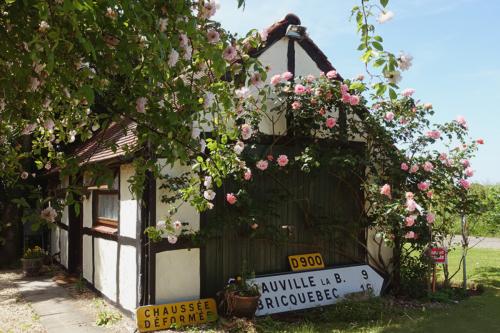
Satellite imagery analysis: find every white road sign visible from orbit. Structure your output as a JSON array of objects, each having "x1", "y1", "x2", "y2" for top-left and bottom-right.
[{"x1": 250, "y1": 264, "x2": 384, "y2": 316}]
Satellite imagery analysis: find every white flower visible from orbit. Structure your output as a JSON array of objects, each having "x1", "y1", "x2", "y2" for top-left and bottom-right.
[
  {"x1": 159, "y1": 18, "x2": 168, "y2": 32},
  {"x1": 207, "y1": 202, "x2": 214, "y2": 210},
  {"x1": 136, "y1": 97, "x2": 147, "y2": 113},
  {"x1": 397, "y1": 52, "x2": 413, "y2": 71},
  {"x1": 200, "y1": 139, "x2": 206, "y2": 152},
  {"x1": 385, "y1": 70, "x2": 402, "y2": 84},
  {"x1": 168, "y1": 49, "x2": 179, "y2": 67},
  {"x1": 44, "y1": 162, "x2": 51, "y2": 170},
  {"x1": 203, "y1": 176, "x2": 212, "y2": 188},
  {"x1": 233, "y1": 141, "x2": 245, "y2": 155},
  {"x1": 377, "y1": 11, "x2": 394, "y2": 24},
  {"x1": 20, "y1": 171, "x2": 29, "y2": 180},
  {"x1": 235, "y1": 87, "x2": 251, "y2": 99},
  {"x1": 172, "y1": 220, "x2": 182, "y2": 230},
  {"x1": 40, "y1": 206, "x2": 57, "y2": 223},
  {"x1": 260, "y1": 29, "x2": 268, "y2": 41},
  {"x1": 178, "y1": 33, "x2": 189, "y2": 48},
  {"x1": 203, "y1": 189, "x2": 216, "y2": 201},
  {"x1": 182, "y1": 44, "x2": 192, "y2": 61},
  {"x1": 68, "y1": 130, "x2": 77, "y2": 143},
  {"x1": 156, "y1": 220, "x2": 166, "y2": 229},
  {"x1": 167, "y1": 235, "x2": 178, "y2": 244},
  {"x1": 39, "y1": 21, "x2": 50, "y2": 32}
]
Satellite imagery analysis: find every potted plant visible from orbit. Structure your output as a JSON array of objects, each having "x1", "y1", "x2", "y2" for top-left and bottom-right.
[
  {"x1": 220, "y1": 269, "x2": 261, "y2": 319},
  {"x1": 21, "y1": 246, "x2": 46, "y2": 276}
]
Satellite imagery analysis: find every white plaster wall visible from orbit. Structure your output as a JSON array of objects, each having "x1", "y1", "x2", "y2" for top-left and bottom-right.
[
  {"x1": 155, "y1": 249, "x2": 200, "y2": 304},
  {"x1": 119, "y1": 164, "x2": 137, "y2": 239},
  {"x1": 156, "y1": 160, "x2": 200, "y2": 231},
  {"x1": 59, "y1": 228, "x2": 68, "y2": 268},
  {"x1": 294, "y1": 43, "x2": 323, "y2": 77},
  {"x1": 94, "y1": 238, "x2": 118, "y2": 302},
  {"x1": 119, "y1": 244, "x2": 137, "y2": 311},
  {"x1": 82, "y1": 192, "x2": 93, "y2": 228},
  {"x1": 257, "y1": 38, "x2": 289, "y2": 135},
  {"x1": 50, "y1": 227, "x2": 60, "y2": 256},
  {"x1": 367, "y1": 227, "x2": 393, "y2": 273},
  {"x1": 82, "y1": 234, "x2": 93, "y2": 282}
]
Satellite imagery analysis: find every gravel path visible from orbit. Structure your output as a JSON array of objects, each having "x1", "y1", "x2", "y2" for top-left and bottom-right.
[{"x1": 0, "y1": 270, "x2": 46, "y2": 333}]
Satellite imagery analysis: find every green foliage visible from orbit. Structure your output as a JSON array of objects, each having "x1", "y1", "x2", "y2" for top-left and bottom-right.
[{"x1": 94, "y1": 299, "x2": 122, "y2": 326}]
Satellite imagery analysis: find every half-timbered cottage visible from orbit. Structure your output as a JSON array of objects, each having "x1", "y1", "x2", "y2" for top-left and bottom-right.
[{"x1": 49, "y1": 14, "x2": 392, "y2": 315}]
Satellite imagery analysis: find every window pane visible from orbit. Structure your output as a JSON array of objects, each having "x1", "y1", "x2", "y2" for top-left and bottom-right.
[{"x1": 97, "y1": 194, "x2": 119, "y2": 221}]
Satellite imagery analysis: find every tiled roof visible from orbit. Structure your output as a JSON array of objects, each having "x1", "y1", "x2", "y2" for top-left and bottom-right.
[{"x1": 75, "y1": 120, "x2": 138, "y2": 165}]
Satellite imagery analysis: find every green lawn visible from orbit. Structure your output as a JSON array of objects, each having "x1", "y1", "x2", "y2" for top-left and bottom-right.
[{"x1": 251, "y1": 247, "x2": 500, "y2": 333}]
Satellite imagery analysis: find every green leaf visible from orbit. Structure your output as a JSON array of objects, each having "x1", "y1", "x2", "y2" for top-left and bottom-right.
[
  {"x1": 380, "y1": 0, "x2": 389, "y2": 8},
  {"x1": 372, "y1": 41, "x2": 384, "y2": 51},
  {"x1": 389, "y1": 88, "x2": 397, "y2": 100},
  {"x1": 80, "y1": 86, "x2": 95, "y2": 104}
]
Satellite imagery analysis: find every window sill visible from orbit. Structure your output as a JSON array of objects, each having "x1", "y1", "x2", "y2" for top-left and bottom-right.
[{"x1": 92, "y1": 225, "x2": 118, "y2": 235}]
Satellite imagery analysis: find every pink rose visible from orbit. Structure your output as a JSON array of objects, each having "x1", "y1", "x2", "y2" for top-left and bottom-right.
[
  {"x1": 465, "y1": 167, "x2": 474, "y2": 177},
  {"x1": 439, "y1": 153, "x2": 447, "y2": 161},
  {"x1": 384, "y1": 112, "x2": 395, "y2": 122},
  {"x1": 423, "y1": 161, "x2": 434, "y2": 172},
  {"x1": 404, "y1": 231, "x2": 416, "y2": 239},
  {"x1": 349, "y1": 95, "x2": 360, "y2": 106},
  {"x1": 340, "y1": 84, "x2": 349, "y2": 95},
  {"x1": 291, "y1": 101, "x2": 301, "y2": 110},
  {"x1": 294, "y1": 84, "x2": 306, "y2": 94},
  {"x1": 226, "y1": 193, "x2": 237, "y2": 205},
  {"x1": 409, "y1": 164, "x2": 419, "y2": 173},
  {"x1": 461, "y1": 159, "x2": 470, "y2": 168},
  {"x1": 426, "y1": 213, "x2": 435, "y2": 224},
  {"x1": 405, "y1": 192, "x2": 414, "y2": 200},
  {"x1": 277, "y1": 154, "x2": 289, "y2": 167},
  {"x1": 424, "y1": 103, "x2": 433, "y2": 110},
  {"x1": 380, "y1": 184, "x2": 391, "y2": 198},
  {"x1": 459, "y1": 178, "x2": 470, "y2": 189},
  {"x1": 326, "y1": 117, "x2": 337, "y2": 129},
  {"x1": 399, "y1": 118, "x2": 408, "y2": 125},
  {"x1": 207, "y1": 29, "x2": 220, "y2": 44},
  {"x1": 405, "y1": 215, "x2": 416, "y2": 227},
  {"x1": 401, "y1": 163, "x2": 409, "y2": 171},
  {"x1": 426, "y1": 190, "x2": 433, "y2": 198},
  {"x1": 406, "y1": 199, "x2": 417, "y2": 212},
  {"x1": 241, "y1": 123, "x2": 252, "y2": 140},
  {"x1": 282, "y1": 71, "x2": 293, "y2": 81},
  {"x1": 426, "y1": 130, "x2": 441, "y2": 140},
  {"x1": 270, "y1": 74, "x2": 282, "y2": 85},
  {"x1": 306, "y1": 74, "x2": 315, "y2": 83},
  {"x1": 476, "y1": 138, "x2": 484, "y2": 144},
  {"x1": 244, "y1": 169, "x2": 252, "y2": 180},
  {"x1": 267, "y1": 154, "x2": 274, "y2": 161},
  {"x1": 341, "y1": 93, "x2": 351, "y2": 103},
  {"x1": 326, "y1": 70, "x2": 337, "y2": 79},
  {"x1": 223, "y1": 45, "x2": 237, "y2": 61},
  {"x1": 417, "y1": 182, "x2": 430, "y2": 191},
  {"x1": 456, "y1": 115, "x2": 467, "y2": 128},
  {"x1": 401, "y1": 88, "x2": 415, "y2": 97},
  {"x1": 256, "y1": 160, "x2": 268, "y2": 171}
]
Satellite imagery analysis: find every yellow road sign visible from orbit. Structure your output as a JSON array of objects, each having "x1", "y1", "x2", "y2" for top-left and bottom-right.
[
  {"x1": 136, "y1": 298, "x2": 218, "y2": 332},
  {"x1": 288, "y1": 253, "x2": 325, "y2": 271}
]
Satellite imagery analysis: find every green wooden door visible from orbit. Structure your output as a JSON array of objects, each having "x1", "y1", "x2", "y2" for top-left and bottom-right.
[{"x1": 200, "y1": 144, "x2": 366, "y2": 297}]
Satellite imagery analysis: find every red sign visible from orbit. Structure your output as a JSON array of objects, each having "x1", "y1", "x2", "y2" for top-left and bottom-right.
[{"x1": 430, "y1": 248, "x2": 447, "y2": 263}]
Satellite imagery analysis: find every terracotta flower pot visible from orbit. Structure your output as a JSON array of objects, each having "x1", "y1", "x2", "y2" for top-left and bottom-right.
[
  {"x1": 21, "y1": 257, "x2": 43, "y2": 277},
  {"x1": 227, "y1": 292, "x2": 260, "y2": 318}
]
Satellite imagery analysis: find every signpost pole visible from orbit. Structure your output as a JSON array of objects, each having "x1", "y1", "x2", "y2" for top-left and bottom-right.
[{"x1": 461, "y1": 214, "x2": 467, "y2": 290}]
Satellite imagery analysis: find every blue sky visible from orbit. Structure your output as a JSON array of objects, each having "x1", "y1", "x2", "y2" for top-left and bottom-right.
[{"x1": 215, "y1": 0, "x2": 500, "y2": 184}]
